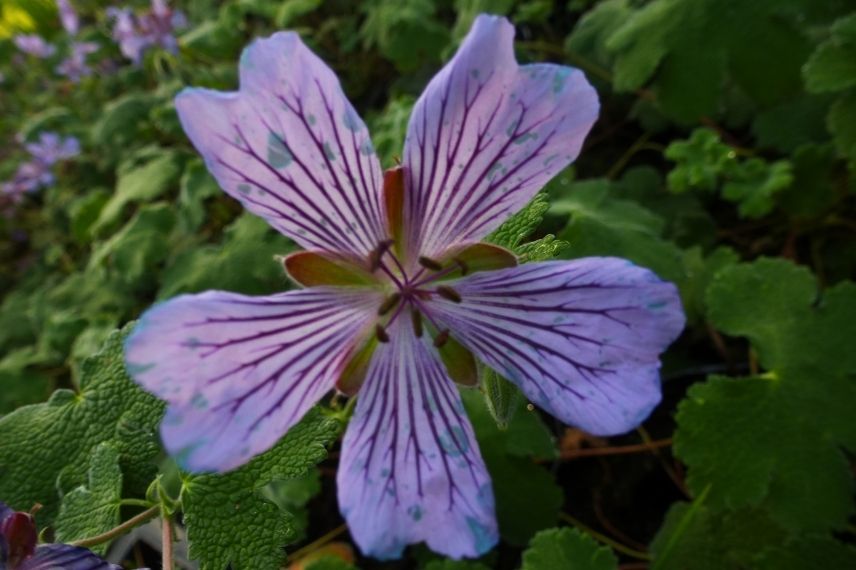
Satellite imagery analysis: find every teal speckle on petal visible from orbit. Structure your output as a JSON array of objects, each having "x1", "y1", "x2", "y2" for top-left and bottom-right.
[
  {"x1": 439, "y1": 425, "x2": 469, "y2": 457},
  {"x1": 308, "y1": 114, "x2": 317, "y2": 126},
  {"x1": 267, "y1": 132, "x2": 293, "y2": 168},
  {"x1": 552, "y1": 67, "x2": 571, "y2": 94},
  {"x1": 407, "y1": 504, "x2": 423, "y2": 521},
  {"x1": 360, "y1": 139, "x2": 375, "y2": 155},
  {"x1": 513, "y1": 132, "x2": 538, "y2": 145},
  {"x1": 470, "y1": 68, "x2": 480, "y2": 78},
  {"x1": 506, "y1": 118, "x2": 520, "y2": 137},
  {"x1": 236, "y1": 184, "x2": 252, "y2": 195},
  {"x1": 466, "y1": 516, "x2": 496, "y2": 555},
  {"x1": 647, "y1": 300, "x2": 668, "y2": 311},
  {"x1": 323, "y1": 141, "x2": 336, "y2": 160},
  {"x1": 342, "y1": 107, "x2": 361, "y2": 132},
  {"x1": 191, "y1": 393, "x2": 208, "y2": 409}
]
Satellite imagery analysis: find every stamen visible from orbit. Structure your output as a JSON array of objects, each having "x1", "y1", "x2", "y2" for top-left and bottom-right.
[
  {"x1": 436, "y1": 285, "x2": 462, "y2": 303},
  {"x1": 453, "y1": 257, "x2": 469, "y2": 275},
  {"x1": 418, "y1": 256, "x2": 443, "y2": 271},
  {"x1": 411, "y1": 309, "x2": 423, "y2": 338},
  {"x1": 378, "y1": 293, "x2": 402, "y2": 316},
  {"x1": 375, "y1": 324, "x2": 390, "y2": 343},
  {"x1": 368, "y1": 239, "x2": 394, "y2": 272},
  {"x1": 433, "y1": 329, "x2": 450, "y2": 348}
]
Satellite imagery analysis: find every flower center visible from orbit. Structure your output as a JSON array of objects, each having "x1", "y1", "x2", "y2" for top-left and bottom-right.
[{"x1": 367, "y1": 239, "x2": 462, "y2": 347}]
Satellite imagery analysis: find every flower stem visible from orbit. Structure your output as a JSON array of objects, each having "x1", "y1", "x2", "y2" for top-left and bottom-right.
[
  {"x1": 285, "y1": 523, "x2": 348, "y2": 564},
  {"x1": 70, "y1": 505, "x2": 160, "y2": 548},
  {"x1": 162, "y1": 513, "x2": 174, "y2": 570},
  {"x1": 559, "y1": 438, "x2": 672, "y2": 460},
  {"x1": 559, "y1": 512, "x2": 651, "y2": 561}
]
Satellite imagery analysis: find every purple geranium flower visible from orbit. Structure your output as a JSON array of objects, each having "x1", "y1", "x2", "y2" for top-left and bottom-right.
[
  {"x1": 0, "y1": 501, "x2": 122, "y2": 569},
  {"x1": 57, "y1": 0, "x2": 79, "y2": 35},
  {"x1": 125, "y1": 15, "x2": 684, "y2": 559},
  {"x1": 107, "y1": 0, "x2": 185, "y2": 64},
  {"x1": 56, "y1": 41, "x2": 99, "y2": 82},
  {"x1": 25, "y1": 132, "x2": 81, "y2": 166},
  {"x1": 13, "y1": 35, "x2": 55, "y2": 58}
]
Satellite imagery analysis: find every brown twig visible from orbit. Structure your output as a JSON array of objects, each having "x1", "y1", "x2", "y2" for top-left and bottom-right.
[{"x1": 559, "y1": 438, "x2": 672, "y2": 460}]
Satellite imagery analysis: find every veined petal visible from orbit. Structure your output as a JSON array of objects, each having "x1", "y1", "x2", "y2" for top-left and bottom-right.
[
  {"x1": 427, "y1": 259, "x2": 685, "y2": 435},
  {"x1": 402, "y1": 14, "x2": 599, "y2": 263},
  {"x1": 125, "y1": 288, "x2": 382, "y2": 472},
  {"x1": 175, "y1": 32, "x2": 387, "y2": 257},
  {"x1": 337, "y1": 319, "x2": 497, "y2": 560},
  {"x1": 19, "y1": 544, "x2": 121, "y2": 570}
]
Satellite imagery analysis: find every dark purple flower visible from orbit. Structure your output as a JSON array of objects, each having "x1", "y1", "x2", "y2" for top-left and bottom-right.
[
  {"x1": 0, "y1": 501, "x2": 122, "y2": 569},
  {"x1": 107, "y1": 0, "x2": 186, "y2": 64},
  {"x1": 13, "y1": 35, "x2": 56, "y2": 58},
  {"x1": 56, "y1": 41, "x2": 99, "y2": 82},
  {"x1": 125, "y1": 15, "x2": 684, "y2": 560},
  {"x1": 57, "y1": 0, "x2": 79, "y2": 35}
]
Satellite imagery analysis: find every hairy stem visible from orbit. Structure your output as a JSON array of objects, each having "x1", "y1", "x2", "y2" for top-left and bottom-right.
[{"x1": 71, "y1": 505, "x2": 160, "y2": 549}]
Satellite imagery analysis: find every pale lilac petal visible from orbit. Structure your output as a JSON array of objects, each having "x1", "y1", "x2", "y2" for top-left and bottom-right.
[
  {"x1": 57, "y1": 0, "x2": 79, "y2": 35},
  {"x1": 125, "y1": 288, "x2": 382, "y2": 472},
  {"x1": 426, "y1": 259, "x2": 685, "y2": 435},
  {"x1": 402, "y1": 15, "x2": 599, "y2": 263},
  {"x1": 175, "y1": 32, "x2": 387, "y2": 257},
  {"x1": 20, "y1": 544, "x2": 121, "y2": 570},
  {"x1": 13, "y1": 35, "x2": 56, "y2": 58},
  {"x1": 337, "y1": 319, "x2": 497, "y2": 560}
]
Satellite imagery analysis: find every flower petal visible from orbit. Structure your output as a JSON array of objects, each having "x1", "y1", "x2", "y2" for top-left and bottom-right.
[
  {"x1": 402, "y1": 14, "x2": 599, "y2": 262},
  {"x1": 19, "y1": 544, "x2": 121, "y2": 570},
  {"x1": 125, "y1": 288, "x2": 382, "y2": 472},
  {"x1": 337, "y1": 319, "x2": 497, "y2": 560},
  {"x1": 427, "y1": 259, "x2": 685, "y2": 435},
  {"x1": 175, "y1": 32, "x2": 387, "y2": 257}
]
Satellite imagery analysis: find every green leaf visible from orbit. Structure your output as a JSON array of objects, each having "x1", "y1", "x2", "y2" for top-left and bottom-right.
[
  {"x1": 54, "y1": 443, "x2": 123, "y2": 553},
  {"x1": 828, "y1": 91, "x2": 856, "y2": 163},
  {"x1": 488, "y1": 193, "x2": 551, "y2": 250},
  {"x1": 0, "y1": 325, "x2": 165, "y2": 523},
  {"x1": 158, "y1": 213, "x2": 294, "y2": 298},
  {"x1": 606, "y1": 0, "x2": 812, "y2": 121},
  {"x1": 649, "y1": 502, "x2": 787, "y2": 570},
  {"x1": 89, "y1": 203, "x2": 177, "y2": 288},
  {"x1": 803, "y1": 13, "x2": 856, "y2": 93},
  {"x1": 521, "y1": 527, "x2": 618, "y2": 570},
  {"x1": 463, "y1": 391, "x2": 561, "y2": 545},
  {"x1": 179, "y1": 159, "x2": 222, "y2": 231},
  {"x1": 303, "y1": 557, "x2": 359, "y2": 570},
  {"x1": 181, "y1": 409, "x2": 341, "y2": 570},
  {"x1": 360, "y1": 0, "x2": 448, "y2": 72},
  {"x1": 675, "y1": 259, "x2": 856, "y2": 532},
  {"x1": 91, "y1": 94, "x2": 157, "y2": 149},
  {"x1": 93, "y1": 151, "x2": 182, "y2": 235},
  {"x1": 755, "y1": 535, "x2": 856, "y2": 570}
]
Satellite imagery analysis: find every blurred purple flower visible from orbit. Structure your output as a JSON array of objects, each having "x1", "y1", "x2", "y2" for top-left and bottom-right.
[
  {"x1": 0, "y1": 501, "x2": 122, "y2": 569},
  {"x1": 107, "y1": 0, "x2": 186, "y2": 64},
  {"x1": 1, "y1": 133, "x2": 80, "y2": 204},
  {"x1": 13, "y1": 35, "x2": 56, "y2": 58},
  {"x1": 125, "y1": 15, "x2": 684, "y2": 560},
  {"x1": 56, "y1": 41, "x2": 99, "y2": 82},
  {"x1": 25, "y1": 132, "x2": 81, "y2": 166},
  {"x1": 56, "y1": 0, "x2": 79, "y2": 35}
]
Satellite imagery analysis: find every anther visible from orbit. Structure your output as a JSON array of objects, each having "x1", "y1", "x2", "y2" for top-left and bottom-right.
[
  {"x1": 433, "y1": 329, "x2": 450, "y2": 348},
  {"x1": 378, "y1": 293, "x2": 401, "y2": 316},
  {"x1": 368, "y1": 239, "x2": 394, "y2": 272},
  {"x1": 418, "y1": 256, "x2": 443, "y2": 271},
  {"x1": 375, "y1": 324, "x2": 390, "y2": 343},
  {"x1": 436, "y1": 285, "x2": 462, "y2": 303},
  {"x1": 411, "y1": 309, "x2": 423, "y2": 338},
  {"x1": 453, "y1": 257, "x2": 469, "y2": 275}
]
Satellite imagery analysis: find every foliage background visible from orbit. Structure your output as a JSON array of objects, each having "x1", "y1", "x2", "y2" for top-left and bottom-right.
[{"x1": 1, "y1": 0, "x2": 855, "y2": 569}]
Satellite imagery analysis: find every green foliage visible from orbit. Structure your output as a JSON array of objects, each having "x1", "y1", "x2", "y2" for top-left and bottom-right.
[
  {"x1": 181, "y1": 409, "x2": 341, "y2": 570},
  {"x1": 665, "y1": 128, "x2": 793, "y2": 218},
  {"x1": 521, "y1": 528, "x2": 617, "y2": 570},
  {"x1": 0, "y1": 325, "x2": 165, "y2": 523},
  {"x1": 54, "y1": 443, "x2": 123, "y2": 553},
  {"x1": 2, "y1": 0, "x2": 856, "y2": 568}
]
